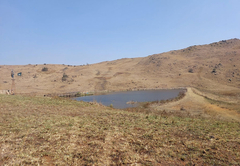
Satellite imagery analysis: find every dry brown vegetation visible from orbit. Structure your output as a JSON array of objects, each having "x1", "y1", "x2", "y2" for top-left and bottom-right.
[
  {"x1": 0, "y1": 38, "x2": 240, "y2": 95},
  {"x1": 1, "y1": 38, "x2": 240, "y2": 165},
  {"x1": 0, "y1": 94, "x2": 240, "y2": 165}
]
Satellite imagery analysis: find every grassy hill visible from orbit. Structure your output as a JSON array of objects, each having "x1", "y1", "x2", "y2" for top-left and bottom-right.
[
  {"x1": 1, "y1": 38, "x2": 240, "y2": 165},
  {"x1": 0, "y1": 38, "x2": 240, "y2": 95}
]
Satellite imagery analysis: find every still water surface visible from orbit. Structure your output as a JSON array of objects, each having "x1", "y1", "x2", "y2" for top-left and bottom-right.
[{"x1": 74, "y1": 89, "x2": 184, "y2": 109}]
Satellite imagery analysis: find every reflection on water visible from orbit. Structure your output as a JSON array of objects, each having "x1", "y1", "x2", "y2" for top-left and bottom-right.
[{"x1": 74, "y1": 89, "x2": 184, "y2": 109}]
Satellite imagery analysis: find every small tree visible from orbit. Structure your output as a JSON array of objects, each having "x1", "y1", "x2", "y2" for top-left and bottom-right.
[{"x1": 62, "y1": 73, "x2": 68, "y2": 82}]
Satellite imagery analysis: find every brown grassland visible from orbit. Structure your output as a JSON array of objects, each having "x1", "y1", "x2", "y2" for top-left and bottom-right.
[
  {"x1": 1, "y1": 39, "x2": 240, "y2": 95},
  {"x1": 0, "y1": 92, "x2": 240, "y2": 165},
  {"x1": 1, "y1": 38, "x2": 240, "y2": 165}
]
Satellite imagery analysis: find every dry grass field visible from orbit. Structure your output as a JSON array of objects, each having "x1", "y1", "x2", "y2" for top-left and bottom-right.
[
  {"x1": 0, "y1": 94, "x2": 239, "y2": 165},
  {"x1": 1, "y1": 38, "x2": 240, "y2": 165}
]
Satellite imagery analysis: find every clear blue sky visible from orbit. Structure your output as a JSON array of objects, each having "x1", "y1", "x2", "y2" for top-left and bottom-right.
[{"x1": 1, "y1": 0, "x2": 240, "y2": 65}]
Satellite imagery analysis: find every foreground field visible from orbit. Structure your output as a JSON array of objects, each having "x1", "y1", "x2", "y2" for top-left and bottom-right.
[{"x1": 0, "y1": 94, "x2": 240, "y2": 165}]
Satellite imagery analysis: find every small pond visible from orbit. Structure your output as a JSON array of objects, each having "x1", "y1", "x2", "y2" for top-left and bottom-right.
[{"x1": 74, "y1": 89, "x2": 184, "y2": 109}]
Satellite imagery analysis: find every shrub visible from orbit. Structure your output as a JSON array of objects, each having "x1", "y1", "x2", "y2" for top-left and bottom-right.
[
  {"x1": 96, "y1": 71, "x2": 100, "y2": 75},
  {"x1": 75, "y1": 92, "x2": 81, "y2": 97},
  {"x1": 188, "y1": 68, "x2": 193, "y2": 73},
  {"x1": 42, "y1": 67, "x2": 48, "y2": 71},
  {"x1": 212, "y1": 68, "x2": 216, "y2": 73},
  {"x1": 62, "y1": 73, "x2": 68, "y2": 82}
]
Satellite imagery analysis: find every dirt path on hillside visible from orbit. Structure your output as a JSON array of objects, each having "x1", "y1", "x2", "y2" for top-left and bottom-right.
[{"x1": 153, "y1": 88, "x2": 240, "y2": 122}]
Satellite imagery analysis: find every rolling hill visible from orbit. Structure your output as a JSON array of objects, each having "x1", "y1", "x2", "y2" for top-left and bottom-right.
[{"x1": 0, "y1": 38, "x2": 240, "y2": 95}]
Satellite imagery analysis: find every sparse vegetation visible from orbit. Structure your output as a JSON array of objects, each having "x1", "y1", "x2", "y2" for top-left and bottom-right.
[
  {"x1": 0, "y1": 94, "x2": 239, "y2": 165},
  {"x1": 62, "y1": 73, "x2": 68, "y2": 82},
  {"x1": 75, "y1": 92, "x2": 81, "y2": 97},
  {"x1": 41, "y1": 67, "x2": 48, "y2": 72},
  {"x1": 1, "y1": 38, "x2": 240, "y2": 165},
  {"x1": 211, "y1": 68, "x2": 216, "y2": 73},
  {"x1": 188, "y1": 68, "x2": 193, "y2": 73},
  {"x1": 96, "y1": 70, "x2": 100, "y2": 75},
  {"x1": 132, "y1": 91, "x2": 186, "y2": 111}
]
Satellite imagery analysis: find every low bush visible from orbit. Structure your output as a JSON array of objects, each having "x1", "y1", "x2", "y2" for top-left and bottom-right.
[
  {"x1": 62, "y1": 73, "x2": 68, "y2": 82},
  {"x1": 188, "y1": 68, "x2": 193, "y2": 73},
  {"x1": 42, "y1": 67, "x2": 48, "y2": 71}
]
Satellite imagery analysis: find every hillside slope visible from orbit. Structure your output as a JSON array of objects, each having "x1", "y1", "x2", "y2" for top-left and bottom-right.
[{"x1": 0, "y1": 38, "x2": 240, "y2": 95}]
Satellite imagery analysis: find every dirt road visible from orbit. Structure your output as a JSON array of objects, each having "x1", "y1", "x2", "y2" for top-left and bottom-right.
[{"x1": 153, "y1": 88, "x2": 240, "y2": 121}]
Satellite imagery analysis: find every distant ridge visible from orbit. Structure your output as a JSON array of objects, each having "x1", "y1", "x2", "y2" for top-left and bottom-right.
[{"x1": 0, "y1": 38, "x2": 240, "y2": 95}]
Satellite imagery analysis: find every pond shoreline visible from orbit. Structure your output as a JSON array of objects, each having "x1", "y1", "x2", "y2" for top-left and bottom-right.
[
  {"x1": 74, "y1": 88, "x2": 187, "y2": 109},
  {"x1": 44, "y1": 87, "x2": 187, "y2": 98}
]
